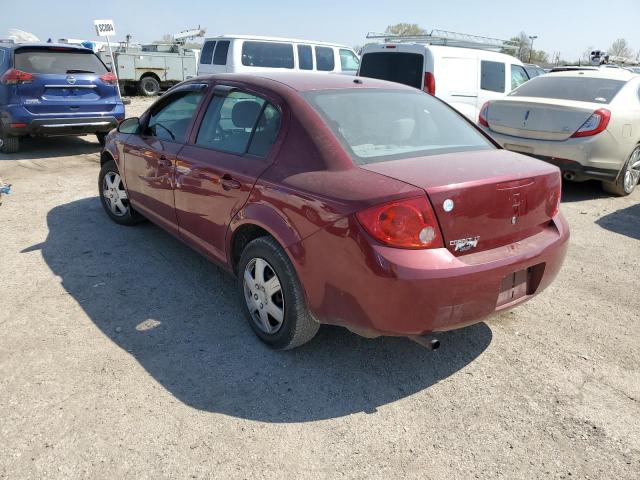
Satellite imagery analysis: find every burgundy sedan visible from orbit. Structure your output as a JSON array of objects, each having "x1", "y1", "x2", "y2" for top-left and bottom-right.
[{"x1": 100, "y1": 73, "x2": 569, "y2": 349}]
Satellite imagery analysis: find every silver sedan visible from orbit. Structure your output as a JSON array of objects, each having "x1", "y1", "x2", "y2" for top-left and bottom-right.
[{"x1": 478, "y1": 69, "x2": 640, "y2": 195}]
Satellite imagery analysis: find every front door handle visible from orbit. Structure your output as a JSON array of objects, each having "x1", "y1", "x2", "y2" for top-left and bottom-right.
[{"x1": 220, "y1": 174, "x2": 241, "y2": 190}]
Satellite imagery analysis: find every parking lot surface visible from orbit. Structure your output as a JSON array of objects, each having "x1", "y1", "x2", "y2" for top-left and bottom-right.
[{"x1": 1, "y1": 97, "x2": 639, "y2": 479}]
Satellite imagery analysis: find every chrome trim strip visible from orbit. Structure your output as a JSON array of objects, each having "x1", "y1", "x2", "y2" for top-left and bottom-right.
[
  {"x1": 43, "y1": 85, "x2": 97, "y2": 89},
  {"x1": 40, "y1": 122, "x2": 112, "y2": 128}
]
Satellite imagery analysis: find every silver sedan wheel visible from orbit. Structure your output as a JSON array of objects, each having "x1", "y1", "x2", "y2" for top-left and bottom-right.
[
  {"x1": 623, "y1": 147, "x2": 640, "y2": 193},
  {"x1": 243, "y1": 257, "x2": 285, "y2": 334},
  {"x1": 102, "y1": 171, "x2": 129, "y2": 217}
]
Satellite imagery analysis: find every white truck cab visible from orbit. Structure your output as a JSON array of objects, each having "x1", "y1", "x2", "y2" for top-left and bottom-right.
[
  {"x1": 358, "y1": 30, "x2": 530, "y2": 121},
  {"x1": 197, "y1": 35, "x2": 360, "y2": 76}
]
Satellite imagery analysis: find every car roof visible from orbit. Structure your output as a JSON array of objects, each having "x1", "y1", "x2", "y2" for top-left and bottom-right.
[
  {"x1": 547, "y1": 68, "x2": 635, "y2": 81},
  {"x1": 204, "y1": 34, "x2": 352, "y2": 49},
  {"x1": 361, "y1": 43, "x2": 521, "y2": 63},
  {"x1": 193, "y1": 72, "x2": 413, "y2": 92}
]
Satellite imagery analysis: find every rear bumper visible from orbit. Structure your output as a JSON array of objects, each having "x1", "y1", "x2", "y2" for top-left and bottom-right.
[
  {"x1": 292, "y1": 214, "x2": 569, "y2": 336},
  {"x1": 5, "y1": 116, "x2": 119, "y2": 136},
  {"x1": 480, "y1": 127, "x2": 625, "y2": 181}
]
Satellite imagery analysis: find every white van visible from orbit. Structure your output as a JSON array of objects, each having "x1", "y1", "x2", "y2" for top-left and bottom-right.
[
  {"x1": 358, "y1": 32, "x2": 530, "y2": 120},
  {"x1": 197, "y1": 35, "x2": 360, "y2": 76}
]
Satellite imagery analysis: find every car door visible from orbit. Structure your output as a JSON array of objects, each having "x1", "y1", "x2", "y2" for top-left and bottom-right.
[
  {"x1": 174, "y1": 84, "x2": 283, "y2": 264},
  {"x1": 123, "y1": 84, "x2": 206, "y2": 234}
]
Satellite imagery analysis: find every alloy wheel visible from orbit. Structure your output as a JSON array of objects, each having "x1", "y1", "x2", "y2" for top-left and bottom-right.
[
  {"x1": 243, "y1": 257, "x2": 285, "y2": 334},
  {"x1": 102, "y1": 171, "x2": 129, "y2": 217},
  {"x1": 623, "y1": 147, "x2": 640, "y2": 193}
]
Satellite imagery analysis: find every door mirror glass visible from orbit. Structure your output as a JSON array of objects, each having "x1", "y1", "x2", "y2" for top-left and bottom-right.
[{"x1": 117, "y1": 117, "x2": 140, "y2": 134}]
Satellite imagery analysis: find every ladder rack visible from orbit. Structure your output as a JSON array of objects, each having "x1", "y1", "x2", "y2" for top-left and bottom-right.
[{"x1": 365, "y1": 29, "x2": 518, "y2": 52}]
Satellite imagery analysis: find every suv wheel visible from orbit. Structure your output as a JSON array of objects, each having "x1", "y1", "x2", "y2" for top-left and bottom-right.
[
  {"x1": 238, "y1": 236, "x2": 319, "y2": 350},
  {"x1": 138, "y1": 76, "x2": 160, "y2": 96},
  {"x1": 0, "y1": 134, "x2": 19, "y2": 154},
  {"x1": 99, "y1": 159, "x2": 143, "y2": 225},
  {"x1": 602, "y1": 146, "x2": 640, "y2": 196}
]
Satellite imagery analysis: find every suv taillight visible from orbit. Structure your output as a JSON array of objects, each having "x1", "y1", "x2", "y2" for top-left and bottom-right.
[
  {"x1": 423, "y1": 72, "x2": 435, "y2": 95},
  {"x1": 478, "y1": 101, "x2": 491, "y2": 127},
  {"x1": 100, "y1": 72, "x2": 118, "y2": 85},
  {"x1": 571, "y1": 109, "x2": 611, "y2": 138},
  {"x1": 1, "y1": 68, "x2": 34, "y2": 85},
  {"x1": 356, "y1": 196, "x2": 443, "y2": 249}
]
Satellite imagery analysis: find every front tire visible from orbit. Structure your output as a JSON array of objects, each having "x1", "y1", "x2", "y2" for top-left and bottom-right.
[
  {"x1": 602, "y1": 146, "x2": 640, "y2": 196},
  {"x1": 99, "y1": 159, "x2": 143, "y2": 225},
  {"x1": 96, "y1": 132, "x2": 107, "y2": 146},
  {"x1": 238, "y1": 236, "x2": 319, "y2": 350}
]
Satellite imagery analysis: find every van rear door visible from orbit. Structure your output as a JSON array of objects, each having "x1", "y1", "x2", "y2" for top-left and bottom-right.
[{"x1": 359, "y1": 44, "x2": 425, "y2": 89}]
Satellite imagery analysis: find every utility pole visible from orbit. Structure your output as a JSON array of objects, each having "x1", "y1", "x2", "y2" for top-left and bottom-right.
[{"x1": 528, "y1": 35, "x2": 538, "y2": 63}]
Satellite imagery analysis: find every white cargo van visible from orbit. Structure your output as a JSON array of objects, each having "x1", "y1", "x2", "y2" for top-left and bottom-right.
[
  {"x1": 358, "y1": 31, "x2": 530, "y2": 120},
  {"x1": 197, "y1": 35, "x2": 360, "y2": 76}
]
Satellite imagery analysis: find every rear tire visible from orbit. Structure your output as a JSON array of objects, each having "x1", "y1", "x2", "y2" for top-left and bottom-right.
[
  {"x1": 238, "y1": 236, "x2": 319, "y2": 350},
  {"x1": 0, "y1": 134, "x2": 19, "y2": 154},
  {"x1": 602, "y1": 146, "x2": 640, "y2": 196},
  {"x1": 138, "y1": 76, "x2": 160, "y2": 97},
  {"x1": 99, "y1": 159, "x2": 144, "y2": 226}
]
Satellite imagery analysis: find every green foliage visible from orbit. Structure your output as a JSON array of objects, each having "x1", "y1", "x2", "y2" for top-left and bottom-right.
[{"x1": 384, "y1": 23, "x2": 427, "y2": 36}]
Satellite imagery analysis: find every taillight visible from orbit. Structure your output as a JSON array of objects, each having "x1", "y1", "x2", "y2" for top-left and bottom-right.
[
  {"x1": 570, "y1": 109, "x2": 610, "y2": 138},
  {"x1": 1, "y1": 68, "x2": 34, "y2": 85},
  {"x1": 478, "y1": 101, "x2": 490, "y2": 127},
  {"x1": 100, "y1": 72, "x2": 118, "y2": 85},
  {"x1": 356, "y1": 196, "x2": 443, "y2": 249},
  {"x1": 423, "y1": 72, "x2": 435, "y2": 95}
]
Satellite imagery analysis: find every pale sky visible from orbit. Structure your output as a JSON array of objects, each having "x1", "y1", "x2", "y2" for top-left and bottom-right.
[{"x1": 2, "y1": 0, "x2": 639, "y2": 61}]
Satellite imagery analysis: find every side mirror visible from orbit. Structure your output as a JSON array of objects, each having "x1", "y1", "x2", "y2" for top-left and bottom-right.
[{"x1": 117, "y1": 117, "x2": 140, "y2": 134}]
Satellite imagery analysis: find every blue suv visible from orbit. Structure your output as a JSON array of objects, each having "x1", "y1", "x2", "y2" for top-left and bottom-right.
[{"x1": 0, "y1": 41, "x2": 125, "y2": 153}]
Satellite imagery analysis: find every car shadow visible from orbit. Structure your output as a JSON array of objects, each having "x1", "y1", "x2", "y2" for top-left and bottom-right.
[
  {"x1": 30, "y1": 197, "x2": 492, "y2": 422},
  {"x1": 0, "y1": 135, "x2": 100, "y2": 161},
  {"x1": 560, "y1": 179, "x2": 610, "y2": 203},
  {"x1": 596, "y1": 203, "x2": 640, "y2": 241}
]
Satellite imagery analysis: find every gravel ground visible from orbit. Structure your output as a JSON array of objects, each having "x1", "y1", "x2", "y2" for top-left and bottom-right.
[{"x1": 0, "y1": 97, "x2": 639, "y2": 479}]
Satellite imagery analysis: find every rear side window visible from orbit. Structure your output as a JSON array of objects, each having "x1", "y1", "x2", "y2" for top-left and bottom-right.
[
  {"x1": 481, "y1": 61, "x2": 505, "y2": 93},
  {"x1": 197, "y1": 91, "x2": 269, "y2": 154},
  {"x1": 510, "y1": 76, "x2": 626, "y2": 103},
  {"x1": 212, "y1": 40, "x2": 229, "y2": 65},
  {"x1": 242, "y1": 41, "x2": 294, "y2": 69},
  {"x1": 297, "y1": 44, "x2": 313, "y2": 70},
  {"x1": 14, "y1": 48, "x2": 108, "y2": 74},
  {"x1": 315, "y1": 46, "x2": 335, "y2": 71},
  {"x1": 200, "y1": 41, "x2": 216, "y2": 64},
  {"x1": 359, "y1": 52, "x2": 424, "y2": 89},
  {"x1": 511, "y1": 64, "x2": 529, "y2": 90},
  {"x1": 248, "y1": 104, "x2": 282, "y2": 157},
  {"x1": 339, "y1": 49, "x2": 360, "y2": 72},
  {"x1": 0, "y1": 49, "x2": 5, "y2": 66}
]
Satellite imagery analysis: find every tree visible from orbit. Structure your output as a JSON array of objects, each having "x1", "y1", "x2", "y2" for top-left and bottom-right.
[
  {"x1": 609, "y1": 38, "x2": 632, "y2": 59},
  {"x1": 502, "y1": 32, "x2": 530, "y2": 62},
  {"x1": 384, "y1": 23, "x2": 427, "y2": 36},
  {"x1": 581, "y1": 46, "x2": 595, "y2": 64}
]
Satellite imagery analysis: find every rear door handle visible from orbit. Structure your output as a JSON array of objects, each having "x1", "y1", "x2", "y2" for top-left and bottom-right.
[
  {"x1": 220, "y1": 174, "x2": 241, "y2": 190},
  {"x1": 158, "y1": 155, "x2": 172, "y2": 167}
]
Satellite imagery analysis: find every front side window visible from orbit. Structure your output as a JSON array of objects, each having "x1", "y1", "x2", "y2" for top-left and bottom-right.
[
  {"x1": 339, "y1": 49, "x2": 360, "y2": 72},
  {"x1": 510, "y1": 76, "x2": 626, "y2": 103},
  {"x1": 303, "y1": 89, "x2": 493, "y2": 165},
  {"x1": 315, "y1": 46, "x2": 335, "y2": 71},
  {"x1": 200, "y1": 41, "x2": 216, "y2": 65},
  {"x1": 14, "y1": 48, "x2": 108, "y2": 74},
  {"x1": 241, "y1": 41, "x2": 294, "y2": 69},
  {"x1": 146, "y1": 90, "x2": 204, "y2": 142},
  {"x1": 213, "y1": 40, "x2": 230, "y2": 65},
  {"x1": 511, "y1": 64, "x2": 529, "y2": 90},
  {"x1": 481, "y1": 60, "x2": 505, "y2": 93},
  {"x1": 297, "y1": 44, "x2": 313, "y2": 70},
  {"x1": 196, "y1": 91, "x2": 280, "y2": 156}
]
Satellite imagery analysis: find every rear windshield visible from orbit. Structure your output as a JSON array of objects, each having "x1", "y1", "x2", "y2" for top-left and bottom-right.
[
  {"x1": 303, "y1": 89, "x2": 493, "y2": 165},
  {"x1": 509, "y1": 76, "x2": 625, "y2": 103},
  {"x1": 14, "y1": 48, "x2": 108, "y2": 74},
  {"x1": 359, "y1": 52, "x2": 424, "y2": 89},
  {"x1": 241, "y1": 41, "x2": 294, "y2": 69}
]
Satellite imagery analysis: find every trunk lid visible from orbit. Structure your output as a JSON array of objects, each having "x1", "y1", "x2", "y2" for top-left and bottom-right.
[
  {"x1": 485, "y1": 97, "x2": 601, "y2": 141},
  {"x1": 361, "y1": 149, "x2": 561, "y2": 256}
]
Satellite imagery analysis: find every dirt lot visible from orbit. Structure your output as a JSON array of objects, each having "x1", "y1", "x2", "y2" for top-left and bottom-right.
[{"x1": 0, "y1": 97, "x2": 639, "y2": 479}]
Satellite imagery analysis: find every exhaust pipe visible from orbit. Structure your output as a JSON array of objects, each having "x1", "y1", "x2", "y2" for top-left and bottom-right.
[
  {"x1": 563, "y1": 171, "x2": 575, "y2": 181},
  {"x1": 408, "y1": 335, "x2": 440, "y2": 351}
]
